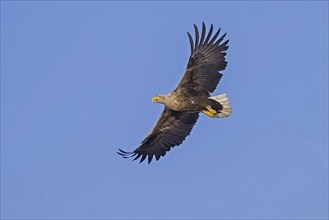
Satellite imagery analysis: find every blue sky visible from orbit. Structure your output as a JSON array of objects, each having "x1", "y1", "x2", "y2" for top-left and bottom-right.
[{"x1": 1, "y1": 1, "x2": 328, "y2": 219}]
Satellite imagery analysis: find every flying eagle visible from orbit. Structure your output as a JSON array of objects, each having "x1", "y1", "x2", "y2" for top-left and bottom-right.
[{"x1": 117, "y1": 23, "x2": 231, "y2": 163}]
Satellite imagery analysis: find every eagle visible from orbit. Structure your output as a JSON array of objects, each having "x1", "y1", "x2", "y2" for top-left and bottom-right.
[{"x1": 117, "y1": 23, "x2": 231, "y2": 163}]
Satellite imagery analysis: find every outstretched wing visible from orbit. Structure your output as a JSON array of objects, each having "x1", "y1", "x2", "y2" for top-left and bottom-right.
[
  {"x1": 176, "y1": 23, "x2": 229, "y2": 94},
  {"x1": 117, "y1": 107, "x2": 199, "y2": 164}
]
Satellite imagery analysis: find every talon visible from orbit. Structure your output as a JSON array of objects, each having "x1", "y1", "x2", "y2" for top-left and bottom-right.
[{"x1": 203, "y1": 108, "x2": 217, "y2": 117}]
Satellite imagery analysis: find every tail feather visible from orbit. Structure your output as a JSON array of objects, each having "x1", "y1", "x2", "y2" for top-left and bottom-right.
[{"x1": 209, "y1": 93, "x2": 232, "y2": 118}]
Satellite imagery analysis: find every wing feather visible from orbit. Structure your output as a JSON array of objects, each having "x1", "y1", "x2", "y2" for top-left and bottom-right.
[
  {"x1": 194, "y1": 24, "x2": 199, "y2": 49},
  {"x1": 215, "y1": 32, "x2": 227, "y2": 45},
  {"x1": 209, "y1": 28, "x2": 221, "y2": 45},
  {"x1": 187, "y1": 32, "x2": 194, "y2": 54},
  {"x1": 176, "y1": 23, "x2": 229, "y2": 94},
  {"x1": 117, "y1": 107, "x2": 199, "y2": 163},
  {"x1": 204, "y1": 24, "x2": 213, "y2": 44},
  {"x1": 199, "y1": 22, "x2": 206, "y2": 47}
]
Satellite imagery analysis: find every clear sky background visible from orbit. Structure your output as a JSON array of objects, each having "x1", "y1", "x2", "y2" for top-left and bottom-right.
[{"x1": 1, "y1": 1, "x2": 328, "y2": 219}]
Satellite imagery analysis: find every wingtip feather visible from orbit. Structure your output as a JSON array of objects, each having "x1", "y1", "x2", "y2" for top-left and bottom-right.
[
  {"x1": 204, "y1": 24, "x2": 214, "y2": 44},
  {"x1": 194, "y1": 24, "x2": 199, "y2": 50},
  {"x1": 140, "y1": 154, "x2": 147, "y2": 163},
  {"x1": 117, "y1": 148, "x2": 135, "y2": 158},
  {"x1": 187, "y1": 32, "x2": 194, "y2": 54}
]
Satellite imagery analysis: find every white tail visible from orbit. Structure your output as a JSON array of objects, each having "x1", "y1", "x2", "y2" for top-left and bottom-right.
[{"x1": 209, "y1": 93, "x2": 232, "y2": 118}]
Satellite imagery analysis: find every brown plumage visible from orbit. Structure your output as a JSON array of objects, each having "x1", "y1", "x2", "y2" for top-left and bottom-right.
[{"x1": 117, "y1": 23, "x2": 231, "y2": 163}]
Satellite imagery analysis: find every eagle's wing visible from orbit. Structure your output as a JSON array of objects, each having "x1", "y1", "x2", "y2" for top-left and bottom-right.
[
  {"x1": 175, "y1": 23, "x2": 229, "y2": 94},
  {"x1": 117, "y1": 107, "x2": 199, "y2": 164}
]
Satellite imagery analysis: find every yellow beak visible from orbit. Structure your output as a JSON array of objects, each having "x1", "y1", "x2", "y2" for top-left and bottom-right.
[{"x1": 152, "y1": 96, "x2": 159, "y2": 102}]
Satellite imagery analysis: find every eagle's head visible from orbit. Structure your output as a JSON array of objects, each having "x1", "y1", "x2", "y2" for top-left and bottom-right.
[{"x1": 152, "y1": 95, "x2": 167, "y2": 104}]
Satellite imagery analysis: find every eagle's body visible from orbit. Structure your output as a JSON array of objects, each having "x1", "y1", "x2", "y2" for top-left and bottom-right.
[
  {"x1": 118, "y1": 23, "x2": 232, "y2": 163},
  {"x1": 154, "y1": 91, "x2": 209, "y2": 112}
]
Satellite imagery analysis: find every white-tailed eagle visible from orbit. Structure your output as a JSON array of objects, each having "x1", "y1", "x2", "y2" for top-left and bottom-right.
[{"x1": 117, "y1": 23, "x2": 231, "y2": 163}]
